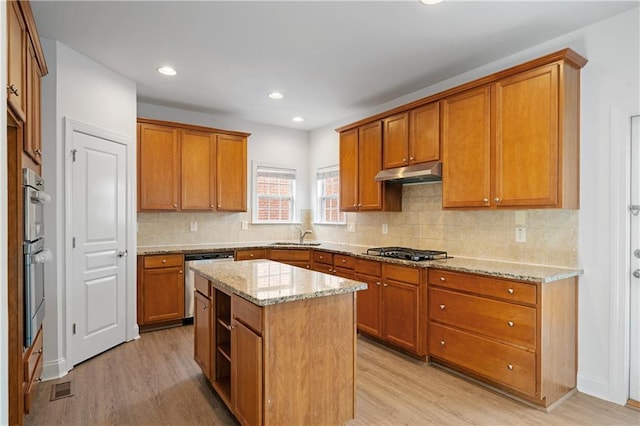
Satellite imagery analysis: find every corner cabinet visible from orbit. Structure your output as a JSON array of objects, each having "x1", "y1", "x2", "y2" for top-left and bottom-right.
[
  {"x1": 442, "y1": 55, "x2": 585, "y2": 209},
  {"x1": 339, "y1": 122, "x2": 402, "y2": 212},
  {"x1": 137, "y1": 118, "x2": 249, "y2": 212}
]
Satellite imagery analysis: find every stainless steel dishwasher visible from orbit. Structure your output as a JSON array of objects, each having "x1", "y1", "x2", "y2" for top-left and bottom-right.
[{"x1": 184, "y1": 251, "x2": 234, "y2": 319}]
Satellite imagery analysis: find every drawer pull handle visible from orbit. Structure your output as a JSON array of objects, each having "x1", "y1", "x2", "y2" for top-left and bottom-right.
[
  {"x1": 376, "y1": 282, "x2": 381, "y2": 286},
  {"x1": 439, "y1": 304, "x2": 446, "y2": 310},
  {"x1": 507, "y1": 364, "x2": 513, "y2": 370},
  {"x1": 508, "y1": 321, "x2": 514, "y2": 327},
  {"x1": 439, "y1": 277, "x2": 445, "y2": 282},
  {"x1": 342, "y1": 259, "x2": 346, "y2": 263},
  {"x1": 162, "y1": 259, "x2": 167, "y2": 263},
  {"x1": 440, "y1": 340, "x2": 445, "y2": 347},
  {"x1": 507, "y1": 288, "x2": 514, "y2": 294},
  {"x1": 383, "y1": 283, "x2": 388, "y2": 287},
  {"x1": 250, "y1": 254, "x2": 254, "y2": 257}
]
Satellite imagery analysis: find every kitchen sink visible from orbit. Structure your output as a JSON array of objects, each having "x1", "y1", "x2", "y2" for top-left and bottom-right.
[{"x1": 270, "y1": 242, "x2": 322, "y2": 246}]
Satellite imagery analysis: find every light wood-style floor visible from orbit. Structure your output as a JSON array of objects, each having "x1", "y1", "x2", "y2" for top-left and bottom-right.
[{"x1": 26, "y1": 325, "x2": 639, "y2": 426}]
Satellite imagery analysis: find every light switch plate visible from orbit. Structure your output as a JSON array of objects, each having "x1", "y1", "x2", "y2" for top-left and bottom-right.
[
  {"x1": 382, "y1": 224, "x2": 388, "y2": 234},
  {"x1": 347, "y1": 223, "x2": 356, "y2": 233},
  {"x1": 190, "y1": 222, "x2": 198, "y2": 232},
  {"x1": 241, "y1": 220, "x2": 248, "y2": 231}
]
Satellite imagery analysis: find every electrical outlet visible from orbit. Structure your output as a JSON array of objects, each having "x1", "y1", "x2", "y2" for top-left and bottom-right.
[
  {"x1": 190, "y1": 221, "x2": 198, "y2": 232},
  {"x1": 382, "y1": 224, "x2": 388, "y2": 234},
  {"x1": 241, "y1": 220, "x2": 248, "y2": 231},
  {"x1": 515, "y1": 227, "x2": 526, "y2": 243},
  {"x1": 347, "y1": 223, "x2": 356, "y2": 233}
]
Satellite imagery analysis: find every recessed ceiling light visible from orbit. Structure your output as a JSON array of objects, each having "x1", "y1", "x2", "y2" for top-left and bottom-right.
[
  {"x1": 158, "y1": 66, "x2": 177, "y2": 76},
  {"x1": 419, "y1": 0, "x2": 443, "y2": 5},
  {"x1": 268, "y1": 91, "x2": 284, "y2": 99},
  {"x1": 292, "y1": 116, "x2": 304, "y2": 122}
]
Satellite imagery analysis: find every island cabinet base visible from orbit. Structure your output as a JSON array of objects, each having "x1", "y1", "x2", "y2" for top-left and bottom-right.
[{"x1": 198, "y1": 278, "x2": 357, "y2": 426}]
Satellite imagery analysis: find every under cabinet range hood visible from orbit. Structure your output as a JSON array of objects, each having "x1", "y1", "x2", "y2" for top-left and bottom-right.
[{"x1": 374, "y1": 161, "x2": 442, "y2": 184}]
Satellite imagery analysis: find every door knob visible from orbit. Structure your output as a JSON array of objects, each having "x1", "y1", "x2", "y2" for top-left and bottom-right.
[
  {"x1": 633, "y1": 269, "x2": 640, "y2": 279},
  {"x1": 634, "y1": 249, "x2": 640, "y2": 258},
  {"x1": 117, "y1": 250, "x2": 128, "y2": 258}
]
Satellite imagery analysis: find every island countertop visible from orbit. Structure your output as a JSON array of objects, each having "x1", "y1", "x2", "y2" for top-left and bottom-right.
[{"x1": 188, "y1": 259, "x2": 367, "y2": 306}]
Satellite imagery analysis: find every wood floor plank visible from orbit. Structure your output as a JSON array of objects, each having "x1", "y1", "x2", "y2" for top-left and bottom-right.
[{"x1": 25, "y1": 326, "x2": 639, "y2": 425}]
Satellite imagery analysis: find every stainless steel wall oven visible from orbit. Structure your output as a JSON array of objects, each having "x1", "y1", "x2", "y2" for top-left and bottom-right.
[{"x1": 23, "y1": 168, "x2": 52, "y2": 347}]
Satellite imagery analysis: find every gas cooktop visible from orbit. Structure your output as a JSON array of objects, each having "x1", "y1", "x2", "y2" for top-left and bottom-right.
[{"x1": 366, "y1": 247, "x2": 449, "y2": 262}]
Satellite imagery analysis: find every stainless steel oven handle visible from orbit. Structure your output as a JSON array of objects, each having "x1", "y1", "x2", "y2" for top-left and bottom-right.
[{"x1": 32, "y1": 248, "x2": 53, "y2": 263}]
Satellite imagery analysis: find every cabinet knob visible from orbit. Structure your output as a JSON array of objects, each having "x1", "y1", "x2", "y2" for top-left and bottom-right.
[
  {"x1": 353, "y1": 203, "x2": 357, "y2": 207},
  {"x1": 162, "y1": 259, "x2": 167, "y2": 263},
  {"x1": 358, "y1": 203, "x2": 362, "y2": 207},
  {"x1": 439, "y1": 276, "x2": 445, "y2": 282},
  {"x1": 507, "y1": 321, "x2": 514, "y2": 327},
  {"x1": 409, "y1": 156, "x2": 415, "y2": 161},
  {"x1": 319, "y1": 255, "x2": 323, "y2": 259},
  {"x1": 440, "y1": 340, "x2": 445, "y2": 347},
  {"x1": 507, "y1": 288, "x2": 514, "y2": 294},
  {"x1": 376, "y1": 282, "x2": 381, "y2": 286},
  {"x1": 482, "y1": 198, "x2": 489, "y2": 203},
  {"x1": 173, "y1": 204, "x2": 178, "y2": 208},
  {"x1": 494, "y1": 197, "x2": 501, "y2": 203},
  {"x1": 7, "y1": 84, "x2": 19, "y2": 96},
  {"x1": 179, "y1": 270, "x2": 183, "y2": 274},
  {"x1": 402, "y1": 158, "x2": 407, "y2": 162},
  {"x1": 306, "y1": 265, "x2": 310, "y2": 269},
  {"x1": 439, "y1": 304, "x2": 446, "y2": 310},
  {"x1": 507, "y1": 364, "x2": 513, "y2": 371},
  {"x1": 210, "y1": 205, "x2": 214, "y2": 208},
  {"x1": 250, "y1": 254, "x2": 254, "y2": 257},
  {"x1": 342, "y1": 259, "x2": 347, "y2": 263},
  {"x1": 383, "y1": 283, "x2": 388, "y2": 287}
]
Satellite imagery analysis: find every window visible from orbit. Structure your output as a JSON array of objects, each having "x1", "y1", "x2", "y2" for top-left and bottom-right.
[
  {"x1": 316, "y1": 167, "x2": 345, "y2": 224},
  {"x1": 253, "y1": 164, "x2": 296, "y2": 223}
]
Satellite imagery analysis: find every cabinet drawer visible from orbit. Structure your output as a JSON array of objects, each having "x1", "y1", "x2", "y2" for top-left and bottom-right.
[
  {"x1": 428, "y1": 269, "x2": 537, "y2": 305},
  {"x1": 313, "y1": 250, "x2": 334, "y2": 265},
  {"x1": 24, "y1": 327, "x2": 43, "y2": 382},
  {"x1": 144, "y1": 254, "x2": 183, "y2": 269},
  {"x1": 235, "y1": 249, "x2": 267, "y2": 261},
  {"x1": 355, "y1": 259, "x2": 382, "y2": 277},
  {"x1": 334, "y1": 267, "x2": 355, "y2": 279},
  {"x1": 232, "y1": 295, "x2": 263, "y2": 335},
  {"x1": 429, "y1": 323, "x2": 536, "y2": 396},
  {"x1": 194, "y1": 273, "x2": 210, "y2": 297},
  {"x1": 334, "y1": 254, "x2": 354, "y2": 269},
  {"x1": 269, "y1": 249, "x2": 310, "y2": 262},
  {"x1": 429, "y1": 288, "x2": 536, "y2": 349},
  {"x1": 383, "y1": 263, "x2": 419, "y2": 284}
]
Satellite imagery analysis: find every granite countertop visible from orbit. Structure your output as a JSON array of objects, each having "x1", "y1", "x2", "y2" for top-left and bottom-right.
[
  {"x1": 139, "y1": 241, "x2": 582, "y2": 284},
  {"x1": 189, "y1": 259, "x2": 367, "y2": 306}
]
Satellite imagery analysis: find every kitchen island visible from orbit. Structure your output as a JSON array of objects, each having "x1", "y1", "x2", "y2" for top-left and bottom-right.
[{"x1": 189, "y1": 259, "x2": 366, "y2": 426}]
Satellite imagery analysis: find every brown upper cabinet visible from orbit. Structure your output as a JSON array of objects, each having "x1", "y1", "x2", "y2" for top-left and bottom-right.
[
  {"x1": 339, "y1": 122, "x2": 402, "y2": 212},
  {"x1": 137, "y1": 118, "x2": 249, "y2": 212},
  {"x1": 383, "y1": 102, "x2": 440, "y2": 169},
  {"x1": 338, "y1": 48, "x2": 586, "y2": 210},
  {"x1": 7, "y1": 1, "x2": 26, "y2": 121}
]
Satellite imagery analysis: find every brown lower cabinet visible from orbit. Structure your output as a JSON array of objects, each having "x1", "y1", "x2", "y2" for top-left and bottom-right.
[
  {"x1": 427, "y1": 268, "x2": 577, "y2": 408},
  {"x1": 355, "y1": 259, "x2": 427, "y2": 358},
  {"x1": 137, "y1": 254, "x2": 185, "y2": 327},
  {"x1": 194, "y1": 272, "x2": 356, "y2": 425}
]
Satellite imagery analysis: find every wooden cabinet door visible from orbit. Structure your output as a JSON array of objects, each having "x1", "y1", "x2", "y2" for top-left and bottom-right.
[
  {"x1": 442, "y1": 86, "x2": 491, "y2": 208},
  {"x1": 494, "y1": 64, "x2": 559, "y2": 207},
  {"x1": 358, "y1": 121, "x2": 383, "y2": 210},
  {"x1": 355, "y1": 274, "x2": 382, "y2": 338},
  {"x1": 409, "y1": 102, "x2": 440, "y2": 164},
  {"x1": 194, "y1": 291, "x2": 212, "y2": 379},
  {"x1": 216, "y1": 134, "x2": 247, "y2": 211},
  {"x1": 141, "y1": 266, "x2": 185, "y2": 323},
  {"x1": 24, "y1": 43, "x2": 42, "y2": 165},
  {"x1": 7, "y1": 1, "x2": 26, "y2": 120},
  {"x1": 232, "y1": 320, "x2": 263, "y2": 426},
  {"x1": 383, "y1": 112, "x2": 409, "y2": 169},
  {"x1": 138, "y1": 123, "x2": 180, "y2": 210},
  {"x1": 381, "y1": 279, "x2": 419, "y2": 353},
  {"x1": 339, "y1": 128, "x2": 359, "y2": 212},
  {"x1": 181, "y1": 129, "x2": 215, "y2": 210}
]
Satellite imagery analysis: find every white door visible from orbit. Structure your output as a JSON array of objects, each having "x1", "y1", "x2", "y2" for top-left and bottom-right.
[
  {"x1": 70, "y1": 127, "x2": 128, "y2": 365},
  {"x1": 630, "y1": 114, "x2": 640, "y2": 404}
]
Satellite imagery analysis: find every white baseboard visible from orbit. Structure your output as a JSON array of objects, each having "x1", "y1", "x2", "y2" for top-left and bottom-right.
[{"x1": 41, "y1": 357, "x2": 69, "y2": 382}]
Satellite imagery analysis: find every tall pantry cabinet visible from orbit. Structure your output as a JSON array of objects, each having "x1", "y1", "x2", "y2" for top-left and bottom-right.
[{"x1": 6, "y1": 0, "x2": 48, "y2": 424}]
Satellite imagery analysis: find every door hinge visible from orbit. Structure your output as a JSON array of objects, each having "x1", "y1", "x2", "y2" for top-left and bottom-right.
[
  {"x1": 72, "y1": 323, "x2": 76, "y2": 335},
  {"x1": 71, "y1": 149, "x2": 77, "y2": 162},
  {"x1": 72, "y1": 237, "x2": 76, "y2": 248}
]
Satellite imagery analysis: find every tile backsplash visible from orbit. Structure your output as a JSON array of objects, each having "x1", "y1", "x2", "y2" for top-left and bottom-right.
[{"x1": 137, "y1": 183, "x2": 578, "y2": 268}]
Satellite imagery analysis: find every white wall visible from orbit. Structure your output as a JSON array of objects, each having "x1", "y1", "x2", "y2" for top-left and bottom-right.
[
  {"x1": 40, "y1": 39, "x2": 137, "y2": 379},
  {"x1": 137, "y1": 103, "x2": 310, "y2": 213},
  {"x1": 1, "y1": 3, "x2": 8, "y2": 423},
  {"x1": 309, "y1": 8, "x2": 640, "y2": 404}
]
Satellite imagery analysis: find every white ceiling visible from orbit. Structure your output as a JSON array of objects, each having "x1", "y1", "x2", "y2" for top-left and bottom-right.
[{"x1": 31, "y1": 0, "x2": 638, "y2": 131}]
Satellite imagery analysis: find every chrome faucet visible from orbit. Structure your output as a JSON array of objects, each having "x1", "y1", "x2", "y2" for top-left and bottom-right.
[{"x1": 297, "y1": 227, "x2": 313, "y2": 244}]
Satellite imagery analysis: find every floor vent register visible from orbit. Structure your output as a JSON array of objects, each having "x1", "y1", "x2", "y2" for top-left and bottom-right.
[{"x1": 50, "y1": 381, "x2": 73, "y2": 401}]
